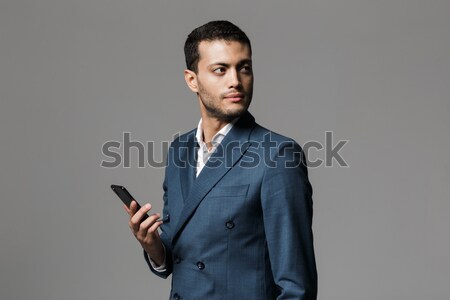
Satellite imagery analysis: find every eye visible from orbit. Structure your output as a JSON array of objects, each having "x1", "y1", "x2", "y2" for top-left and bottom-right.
[
  {"x1": 241, "y1": 65, "x2": 252, "y2": 74},
  {"x1": 213, "y1": 67, "x2": 226, "y2": 74}
]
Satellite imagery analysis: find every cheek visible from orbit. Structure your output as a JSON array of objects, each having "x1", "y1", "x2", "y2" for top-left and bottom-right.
[
  {"x1": 202, "y1": 81, "x2": 222, "y2": 96},
  {"x1": 199, "y1": 74, "x2": 219, "y2": 90},
  {"x1": 243, "y1": 76, "x2": 254, "y2": 87}
]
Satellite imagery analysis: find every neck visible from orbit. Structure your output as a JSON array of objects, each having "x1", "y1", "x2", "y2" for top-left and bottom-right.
[{"x1": 200, "y1": 116, "x2": 233, "y2": 143}]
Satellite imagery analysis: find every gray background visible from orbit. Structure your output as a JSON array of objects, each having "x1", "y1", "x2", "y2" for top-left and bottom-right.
[{"x1": 1, "y1": 0, "x2": 449, "y2": 299}]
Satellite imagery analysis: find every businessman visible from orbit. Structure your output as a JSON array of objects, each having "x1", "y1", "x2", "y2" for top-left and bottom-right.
[{"x1": 124, "y1": 20, "x2": 318, "y2": 300}]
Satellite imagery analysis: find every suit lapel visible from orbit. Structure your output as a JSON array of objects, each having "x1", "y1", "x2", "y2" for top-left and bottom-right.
[
  {"x1": 179, "y1": 130, "x2": 197, "y2": 203},
  {"x1": 172, "y1": 112, "x2": 256, "y2": 246}
]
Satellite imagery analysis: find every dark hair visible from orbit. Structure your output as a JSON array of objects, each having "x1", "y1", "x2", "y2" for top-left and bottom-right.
[{"x1": 184, "y1": 20, "x2": 252, "y2": 73}]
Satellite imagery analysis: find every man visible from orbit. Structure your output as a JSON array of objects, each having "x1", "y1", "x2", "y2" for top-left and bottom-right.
[{"x1": 124, "y1": 20, "x2": 318, "y2": 300}]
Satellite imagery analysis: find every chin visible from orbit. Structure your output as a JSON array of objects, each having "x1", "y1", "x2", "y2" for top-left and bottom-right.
[{"x1": 224, "y1": 106, "x2": 248, "y2": 119}]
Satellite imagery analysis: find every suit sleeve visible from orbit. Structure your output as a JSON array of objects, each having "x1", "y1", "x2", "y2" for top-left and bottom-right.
[
  {"x1": 143, "y1": 147, "x2": 174, "y2": 279},
  {"x1": 260, "y1": 140, "x2": 318, "y2": 299}
]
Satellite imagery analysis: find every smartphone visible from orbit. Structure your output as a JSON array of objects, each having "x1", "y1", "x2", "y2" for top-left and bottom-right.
[{"x1": 111, "y1": 184, "x2": 148, "y2": 221}]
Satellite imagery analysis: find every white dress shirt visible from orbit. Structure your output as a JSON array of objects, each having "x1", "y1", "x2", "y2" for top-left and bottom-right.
[
  {"x1": 147, "y1": 118, "x2": 236, "y2": 272},
  {"x1": 195, "y1": 118, "x2": 235, "y2": 177}
]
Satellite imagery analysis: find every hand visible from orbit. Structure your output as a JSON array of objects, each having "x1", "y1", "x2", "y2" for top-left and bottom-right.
[{"x1": 124, "y1": 201, "x2": 165, "y2": 266}]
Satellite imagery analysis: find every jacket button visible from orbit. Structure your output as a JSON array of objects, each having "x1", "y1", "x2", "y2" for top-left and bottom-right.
[
  {"x1": 173, "y1": 293, "x2": 181, "y2": 300},
  {"x1": 174, "y1": 256, "x2": 181, "y2": 264},
  {"x1": 196, "y1": 261, "x2": 205, "y2": 270},
  {"x1": 225, "y1": 220, "x2": 235, "y2": 229},
  {"x1": 163, "y1": 213, "x2": 170, "y2": 222}
]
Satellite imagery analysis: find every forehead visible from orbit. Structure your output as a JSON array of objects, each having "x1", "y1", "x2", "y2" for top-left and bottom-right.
[{"x1": 197, "y1": 40, "x2": 251, "y2": 65}]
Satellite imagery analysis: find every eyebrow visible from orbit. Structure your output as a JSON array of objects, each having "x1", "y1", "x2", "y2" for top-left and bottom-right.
[{"x1": 208, "y1": 59, "x2": 252, "y2": 68}]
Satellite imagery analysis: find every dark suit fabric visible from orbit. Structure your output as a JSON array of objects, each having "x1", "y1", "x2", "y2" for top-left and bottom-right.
[{"x1": 144, "y1": 112, "x2": 318, "y2": 300}]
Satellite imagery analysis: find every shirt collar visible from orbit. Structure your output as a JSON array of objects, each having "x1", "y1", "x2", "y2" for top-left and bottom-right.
[{"x1": 195, "y1": 118, "x2": 237, "y2": 147}]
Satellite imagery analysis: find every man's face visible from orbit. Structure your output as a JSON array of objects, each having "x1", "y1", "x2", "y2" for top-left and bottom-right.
[{"x1": 189, "y1": 39, "x2": 253, "y2": 122}]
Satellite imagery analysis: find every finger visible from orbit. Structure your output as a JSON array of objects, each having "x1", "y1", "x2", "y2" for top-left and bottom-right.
[
  {"x1": 123, "y1": 204, "x2": 131, "y2": 215},
  {"x1": 137, "y1": 213, "x2": 160, "y2": 237},
  {"x1": 132, "y1": 203, "x2": 151, "y2": 222},
  {"x1": 147, "y1": 219, "x2": 163, "y2": 236},
  {"x1": 130, "y1": 203, "x2": 152, "y2": 231},
  {"x1": 142, "y1": 222, "x2": 163, "y2": 244},
  {"x1": 129, "y1": 201, "x2": 138, "y2": 215}
]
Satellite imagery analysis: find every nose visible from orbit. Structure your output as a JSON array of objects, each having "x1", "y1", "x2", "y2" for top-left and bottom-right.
[{"x1": 227, "y1": 68, "x2": 241, "y2": 89}]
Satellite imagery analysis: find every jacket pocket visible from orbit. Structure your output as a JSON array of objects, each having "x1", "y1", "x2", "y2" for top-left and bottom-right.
[{"x1": 208, "y1": 184, "x2": 249, "y2": 198}]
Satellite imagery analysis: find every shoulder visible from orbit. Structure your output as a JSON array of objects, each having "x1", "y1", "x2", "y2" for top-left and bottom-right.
[
  {"x1": 249, "y1": 123, "x2": 307, "y2": 168},
  {"x1": 169, "y1": 128, "x2": 196, "y2": 148},
  {"x1": 251, "y1": 123, "x2": 302, "y2": 148}
]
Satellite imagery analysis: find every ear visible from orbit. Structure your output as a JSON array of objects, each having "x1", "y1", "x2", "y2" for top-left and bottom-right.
[{"x1": 184, "y1": 69, "x2": 199, "y2": 93}]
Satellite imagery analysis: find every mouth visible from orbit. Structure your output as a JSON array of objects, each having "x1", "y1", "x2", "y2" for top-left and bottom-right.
[{"x1": 224, "y1": 93, "x2": 245, "y2": 102}]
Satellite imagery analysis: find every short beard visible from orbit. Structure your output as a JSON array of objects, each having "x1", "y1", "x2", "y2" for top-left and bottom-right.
[
  {"x1": 202, "y1": 100, "x2": 247, "y2": 122},
  {"x1": 198, "y1": 84, "x2": 250, "y2": 122}
]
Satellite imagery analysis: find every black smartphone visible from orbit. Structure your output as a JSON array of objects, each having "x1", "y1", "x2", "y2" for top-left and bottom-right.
[{"x1": 111, "y1": 184, "x2": 148, "y2": 221}]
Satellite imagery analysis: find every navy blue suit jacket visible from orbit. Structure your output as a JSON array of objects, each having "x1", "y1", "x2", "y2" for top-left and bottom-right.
[{"x1": 144, "y1": 112, "x2": 317, "y2": 300}]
